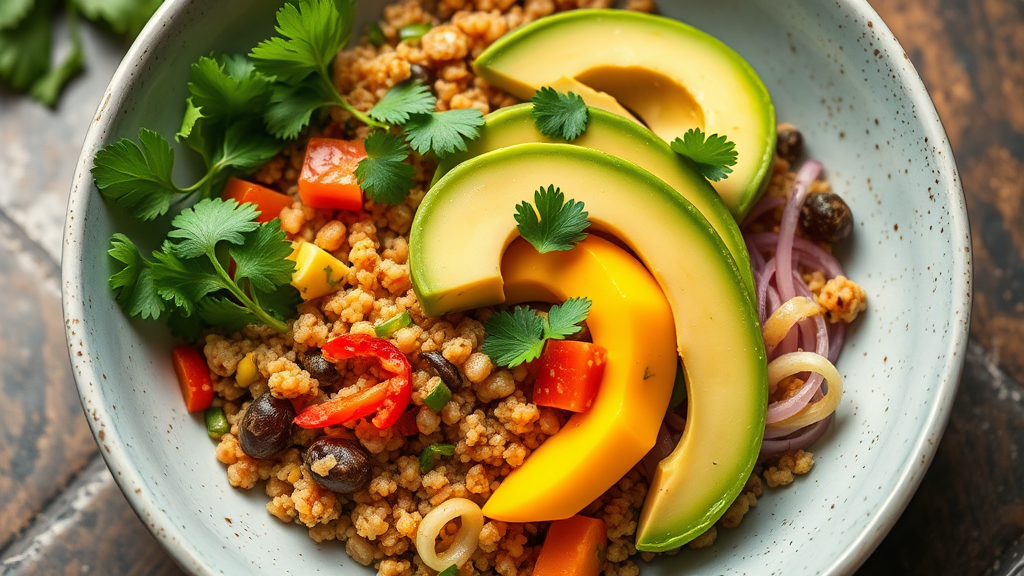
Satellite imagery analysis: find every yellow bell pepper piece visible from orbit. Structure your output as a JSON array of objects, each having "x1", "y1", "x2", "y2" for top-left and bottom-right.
[
  {"x1": 481, "y1": 236, "x2": 677, "y2": 522},
  {"x1": 287, "y1": 242, "x2": 349, "y2": 300}
]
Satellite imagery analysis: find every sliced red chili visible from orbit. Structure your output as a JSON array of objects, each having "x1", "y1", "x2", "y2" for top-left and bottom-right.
[{"x1": 293, "y1": 334, "x2": 412, "y2": 429}]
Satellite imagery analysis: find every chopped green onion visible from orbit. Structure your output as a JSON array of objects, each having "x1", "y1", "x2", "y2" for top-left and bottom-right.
[
  {"x1": 423, "y1": 379, "x2": 451, "y2": 412},
  {"x1": 367, "y1": 21, "x2": 385, "y2": 47},
  {"x1": 205, "y1": 407, "x2": 230, "y2": 439},
  {"x1": 668, "y1": 360, "x2": 686, "y2": 412},
  {"x1": 419, "y1": 443, "x2": 455, "y2": 473},
  {"x1": 438, "y1": 565, "x2": 459, "y2": 576},
  {"x1": 375, "y1": 310, "x2": 412, "y2": 338},
  {"x1": 398, "y1": 23, "x2": 432, "y2": 44}
]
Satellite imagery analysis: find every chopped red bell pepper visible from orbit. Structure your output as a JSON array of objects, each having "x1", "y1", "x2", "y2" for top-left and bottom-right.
[
  {"x1": 221, "y1": 177, "x2": 294, "y2": 223},
  {"x1": 293, "y1": 334, "x2": 412, "y2": 429},
  {"x1": 298, "y1": 138, "x2": 367, "y2": 212},
  {"x1": 394, "y1": 408, "x2": 420, "y2": 437},
  {"x1": 533, "y1": 340, "x2": 607, "y2": 413},
  {"x1": 171, "y1": 346, "x2": 214, "y2": 413}
]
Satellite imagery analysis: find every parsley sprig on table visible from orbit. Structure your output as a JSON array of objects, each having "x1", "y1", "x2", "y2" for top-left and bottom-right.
[
  {"x1": 0, "y1": 0, "x2": 163, "y2": 106},
  {"x1": 531, "y1": 86, "x2": 589, "y2": 141},
  {"x1": 670, "y1": 128, "x2": 738, "y2": 182},
  {"x1": 92, "y1": 54, "x2": 283, "y2": 220},
  {"x1": 515, "y1": 185, "x2": 590, "y2": 253},
  {"x1": 108, "y1": 198, "x2": 301, "y2": 340},
  {"x1": 482, "y1": 298, "x2": 593, "y2": 367},
  {"x1": 252, "y1": 0, "x2": 484, "y2": 204}
]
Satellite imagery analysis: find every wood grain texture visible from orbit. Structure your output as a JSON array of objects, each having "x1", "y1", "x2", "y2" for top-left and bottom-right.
[
  {"x1": 0, "y1": 213, "x2": 97, "y2": 553},
  {"x1": 0, "y1": 458, "x2": 184, "y2": 576}
]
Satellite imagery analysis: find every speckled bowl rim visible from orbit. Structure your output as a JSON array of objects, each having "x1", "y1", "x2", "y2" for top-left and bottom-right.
[{"x1": 62, "y1": 0, "x2": 972, "y2": 574}]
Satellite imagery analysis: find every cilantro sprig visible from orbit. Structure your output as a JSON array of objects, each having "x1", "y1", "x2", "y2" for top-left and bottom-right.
[
  {"x1": 670, "y1": 128, "x2": 738, "y2": 182},
  {"x1": 107, "y1": 198, "x2": 300, "y2": 340},
  {"x1": 531, "y1": 87, "x2": 589, "y2": 141},
  {"x1": 93, "y1": 54, "x2": 283, "y2": 220},
  {"x1": 482, "y1": 298, "x2": 593, "y2": 367},
  {"x1": 515, "y1": 185, "x2": 590, "y2": 254},
  {"x1": 1, "y1": 0, "x2": 163, "y2": 106}
]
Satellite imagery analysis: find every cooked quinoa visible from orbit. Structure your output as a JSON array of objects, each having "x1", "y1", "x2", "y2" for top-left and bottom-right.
[{"x1": 200, "y1": 0, "x2": 865, "y2": 574}]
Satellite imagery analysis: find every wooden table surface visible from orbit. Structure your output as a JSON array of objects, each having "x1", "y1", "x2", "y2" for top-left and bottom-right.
[{"x1": 1, "y1": 1, "x2": 1022, "y2": 574}]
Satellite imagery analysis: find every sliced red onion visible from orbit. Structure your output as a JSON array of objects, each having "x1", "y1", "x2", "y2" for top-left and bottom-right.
[
  {"x1": 745, "y1": 232, "x2": 845, "y2": 280},
  {"x1": 746, "y1": 237, "x2": 767, "y2": 276},
  {"x1": 742, "y1": 195, "x2": 786, "y2": 227},
  {"x1": 759, "y1": 414, "x2": 833, "y2": 460},
  {"x1": 829, "y1": 322, "x2": 846, "y2": 364},
  {"x1": 756, "y1": 259, "x2": 777, "y2": 324},
  {"x1": 775, "y1": 160, "x2": 822, "y2": 303},
  {"x1": 764, "y1": 425, "x2": 801, "y2": 440}
]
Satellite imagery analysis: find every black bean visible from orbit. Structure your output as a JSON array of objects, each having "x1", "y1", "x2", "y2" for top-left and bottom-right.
[
  {"x1": 409, "y1": 64, "x2": 436, "y2": 91},
  {"x1": 305, "y1": 437, "x2": 372, "y2": 494},
  {"x1": 776, "y1": 124, "x2": 804, "y2": 164},
  {"x1": 301, "y1": 349, "x2": 340, "y2": 385},
  {"x1": 800, "y1": 192, "x2": 854, "y2": 243},
  {"x1": 422, "y1": 351, "x2": 463, "y2": 389},
  {"x1": 239, "y1": 392, "x2": 295, "y2": 459}
]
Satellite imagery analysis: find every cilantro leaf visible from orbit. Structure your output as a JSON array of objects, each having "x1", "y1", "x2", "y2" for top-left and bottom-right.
[
  {"x1": 229, "y1": 219, "x2": 296, "y2": 294},
  {"x1": 73, "y1": 0, "x2": 164, "y2": 36},
  {"x1": 544, "y1": 297, "x2": 591, "y2": 340},
  {"x1": 355, "y1": 131, "x2": 415, "y2": 205},
  {"x1": 514, "y1": 185, "x2": 590, "y2": 253},
  {"x1": 0, "y1": 0, "x2": 33, "y2": 30},
  {"x1": 419, "y1": 443, "x2": 455, "y2": 473},
  {"x1": 252, "y1": 283, "x2": 302, "y2": 324},
  {"x1": 29, "y1": 23, "x2": 84, "y2": 107},
  {"x1": 481, "y1": 306, "x2": 546, "y2": 367},
  {"x1": 149, "y1": 249, "x2": 223, "y2": 316},
  {"x1": 404, "y1": 108, "x2": 484, "y2": 158},
  {"x1": 198, "y1": 297, "x2": 263, "y2": 333},
  {"x1": 214, "y1": 118, "x2": 286, "y2": 173},
  {"x1": 168, "y1": 198, "x2": 260, "y2": 259},
  {"x1": 108, "y1": 233, "x2": 163, "y2": 320},
  {"x1": 92, "y1": 128, "x2": 182, "y2": 221},
  {"x1": 176, "y1": 98, "x2": 208, "y2": 157},
  {"x1": 187, "y1": 55, "x2": 273, "y2": 124},
  {"x1": 531, "y1": 87, "x2": 588, "y2": 141},
  {"x1": 669, "y1": 128, "x2": 738, "y2": 182},
  {"x1": 0, "y1": 0, "x2": 51, "y2": 91},
  {"x1": 369, "y1": 80, "x2": 435, "y2": 125},
  {"x1": 166, "y1": 308, "x2": 205, "y2": 342},
  {"x1": 249, "y1": 0, "x2": 352, "y2": 84},
  {"x1": 264, "y1": 80, "x2": 336, "y2": 139}
]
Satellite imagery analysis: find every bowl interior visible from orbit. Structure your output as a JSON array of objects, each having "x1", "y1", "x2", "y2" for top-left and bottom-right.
[{"x1": 63, "y1": 0, "x2": 970, "y2": 575}]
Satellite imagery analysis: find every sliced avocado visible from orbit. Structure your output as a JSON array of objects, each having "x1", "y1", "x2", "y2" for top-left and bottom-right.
[
  {"x1": 473, "y1": 10, "x2": 776, "y2": 220},
  {"x1": 409, "y1": 143, "x2": 767, "y2": 549},
  {"x1": 433, "y1": 103, "x2": 753, "y2": 297}
]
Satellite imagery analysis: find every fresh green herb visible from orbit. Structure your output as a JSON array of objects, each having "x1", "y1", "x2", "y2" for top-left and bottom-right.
[
  {"x1": 437, "y1": 566, "x2": 460, "y2": 576},
  {"x1": 481, "y1": 297, "x2": 592, "y2": 368},
  {"x1": 375, "y1": 311, "x2": 413, "y2": 338},
  {"x1": 531, "y1": 86, "x2": 589, "y2": 141},
  {"x1": 404, "y1": 108, "x2": 485, "y2": 159},
  {"x1": 1, "y1": 0, "x2": 163, "y2": 105},
  {"x1": 369, "y1": 80, "x2": 435, "y2": 125},
  {"x1": 514, "y1": 185, "x2": 590, "y2": 254},
  {"x1": 366, "y1": 21, "x2": 385, "y2": 47},
  {"x1": 398, "y1": 22, "x2": 431, "y2": 43},
  {"x1": 419, "y1": 443, "x2": 455, "y2": 473},
  {"x1": 669, "y1": 128, "x2": 738, "y2": 182},
  {"x1": 205, "y1": 407, "x2": 230, "y2": 438},
  {"x1": 423, "y1": 380, "x2": 451, "y2": 412},
  {"x1": 355, "y1": 131, "x2": 417, "y2": 205},
  {"x1": 108, "y1": 198, "x2": 300, "y2": 338}
]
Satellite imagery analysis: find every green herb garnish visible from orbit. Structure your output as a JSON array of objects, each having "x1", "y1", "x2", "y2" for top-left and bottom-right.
[
  {"x1": 419, "y1": 443, "x2": 455, "y2": 473},
  {"x1": 366, "y1": 21, "x2": 385, "y2": 47},
  {"x1": 514, "y1": 185, "x2": 590, "y2": 254},
  {"x1": 670, "y1": 128, "x2": 738, "y2": 182},
  {"x1": 404, "y1": 108, "x2": 484, "y2": 158},
  {"x1": 437, "y1": 566, "x2": 460, "y2": 576},
  {"x1": 368, "y1": 79, "x2": 435, "y2": 125},
  {"x1": 354, "y1": 131, "x2": 417, "y2": 205},
  {"x1": 481, "y1": 298, "x2": 592, "y2": 368},
  {"x1": 205, "y1": 407, "x2": 230, "y2": 438},
  {"x1": 108, "y1": 198, "x2": 300, "y2": 340},
  {"x1": 375, "y1": 310, "x2": 413, "y2": 338},
  {"x1": 423, "y1": 380, "x2": 451, "y2": 412},
  {"x1": 531, "y1": 86, "x2": 589, "y2": 141},
  {"x1": 397, "y1": 22, "x2": 431, "y2": 43}
]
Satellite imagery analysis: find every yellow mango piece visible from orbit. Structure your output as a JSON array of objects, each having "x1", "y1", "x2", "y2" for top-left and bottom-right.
[
  {"x1": 287, "y1": 242, "x2": 348, "y2": 300},
  {"x1": 481, "y1": 236, "x2": 677, "y2": 522}
]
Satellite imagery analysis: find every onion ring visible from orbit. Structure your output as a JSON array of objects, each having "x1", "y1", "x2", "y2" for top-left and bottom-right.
[
  {"x1": 765, "y1": 351, "x2": 843, "y2": 429},
  {"x1": 415, "y1": 498, "x2": 484, "y2": 571},
  {"x1": 762, "y1": 296, "x2": 823, "y2": 350}
]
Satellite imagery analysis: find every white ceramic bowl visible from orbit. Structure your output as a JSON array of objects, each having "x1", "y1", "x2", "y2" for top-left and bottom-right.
[{"x1": 62, "y1": 0, "x2": 971, "y2": 574}]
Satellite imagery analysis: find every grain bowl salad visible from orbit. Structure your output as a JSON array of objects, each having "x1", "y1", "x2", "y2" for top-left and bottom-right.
[{"x1": 94, "y1": 0, "x2": 867, "y2": 574}]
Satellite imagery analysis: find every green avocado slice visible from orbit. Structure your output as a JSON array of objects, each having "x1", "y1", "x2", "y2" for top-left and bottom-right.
[
  {"x1": 473, "y1": 9, "x2": 776, "y2": 220},
  {"x1": 409, "y1": 143, "x2": 767, "y2": 550},
  {"x1": 433, "y1": 103, "x2": 754, "y2": 297}
]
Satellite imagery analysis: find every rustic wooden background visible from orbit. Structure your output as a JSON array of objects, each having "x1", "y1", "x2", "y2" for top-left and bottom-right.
[{"x1": 0, "y1": 0, "x2": 1022, "y2": 574}]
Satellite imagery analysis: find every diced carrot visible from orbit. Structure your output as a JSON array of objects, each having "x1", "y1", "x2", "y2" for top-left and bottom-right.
[
  {"x1": 533, "y1": 340, "x2": 607, "y2": 413},
  {"x1": 298, "y1": 138, "x2": 367, "y2": 212},
  {"x1": 171, "y1": 346, "x2": 214, "y2": 413},
  {"x1": 221, "y1": 177, "x2": 293, "y2": 223},
  {"x1": 534, "y1": 515, "x2": 607, "y2": 576}
]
